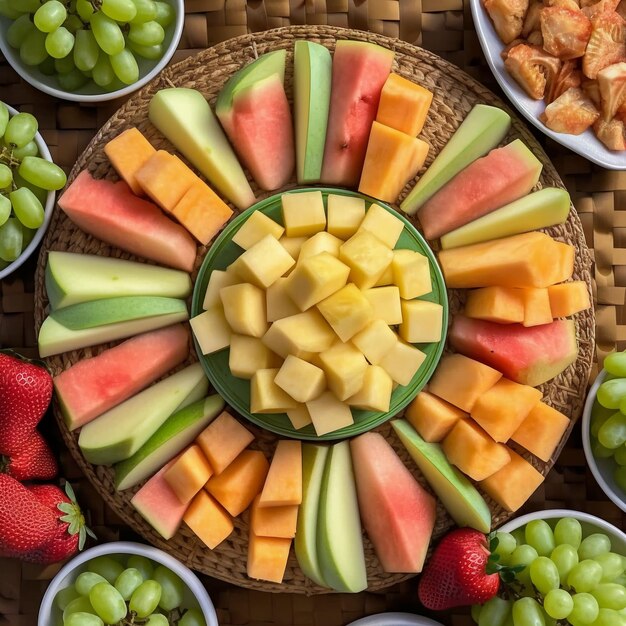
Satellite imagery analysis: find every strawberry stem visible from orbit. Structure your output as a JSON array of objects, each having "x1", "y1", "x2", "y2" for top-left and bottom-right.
[{"x1": 59, "y1": 480, "x2": 96, "y2": 550}]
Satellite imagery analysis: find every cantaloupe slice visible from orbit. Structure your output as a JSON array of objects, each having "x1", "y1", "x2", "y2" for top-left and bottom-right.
[
  {"x1": 163, "y1": 444, "x2": 213, "y2": 504},
  {"x1": 470, "y1": 378, "x2": 542, "y2": 443},
  {"x1": 464, "y1": 287, "x2": 525, "y2": 324},
  {"x1": 376, "y1": 73, "x2": 433, "y2": 136},
  {"x1": 522, "y1": 288, "x2": 552, "y2": 328},
  {"x1": 442, "y1": 419, "x2": 511, "y2": 481},
  {"x1": 548, "y1": 281, "x2": 591, "y2": 318},
  {"x1": 196, "y1": 410, "x2": 254, "y2": 474},
  {"x1": 552, "y1": 242, "x2": 575, "y2": 284},
  {"x1": 428, "y1": 354, "x2": 502, "y2": 412},
  {"x1": 405, "y1": 391, "x2": 466, "y2": 442},
  {"x1": 250, "y1": 495, "x2": 298, "y2": 539},
  {"x1": 511, "y1": 402, "x2": 570, "y2": 462},
  {"x1": 205, "y1": 450, "x2": 269, "y2": 516},
  {"x1": 358, "y1": 122, "x2": 429, "y2": 203},
  {"x1": 479, "y1": 449, "x2": 544, "y2": 512},
  {"x1": 259, "y1": 440, "x2": 302, "y2": 507},
  {"x1": 247, "y1": 532, "x2": 292, "y2": 583},
  {"x1": 183, "y1": 490, "x2": 234, "y2": 549},
  {"x1": 104, "y1": 128, "x2": 156, "y2": 196}
]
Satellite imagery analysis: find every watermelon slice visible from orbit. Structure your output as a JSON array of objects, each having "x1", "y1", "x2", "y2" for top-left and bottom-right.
[
  {"x1": 320, "y1": 40, "x2": 394, "y2": 187},
  {"x1": 58, "y1": 171, "x2": 196, "y2": 272},
  {"x1": 449, "y1": 315, "x2": 578, "y2": 387}
]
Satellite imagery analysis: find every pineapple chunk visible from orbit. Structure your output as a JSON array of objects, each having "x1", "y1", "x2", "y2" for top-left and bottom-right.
[
  {"x1": 286, "y1": 404, "x2": 313, "y2": 429},
  {"x1": 190, "y1": 306, "x2": 232, "y2": 355},
  {"x1": 379, "y1": 340, "x2": 426, "y2": 385},
  {"x1": 351, "y1": 319, "x2": 398, "y2": 365},
  {"x1": 318, "y1": 341, "x2": 368, "y2": 401},
  {"x1": 266, "y1": 277, "x2": 300, "y2": 322},
  {"x1": 362, "y1": 286, "x2": 402, "y2": 325},
  {"x1": 306, "y1": 391, "x2": 354, "y2": 436},
  {"x1": 281, "y1": 191, "x2": 326, "y2": 237},
  {"x1": 250, "y1": 368, "x2": 298, "y2": 414},
  {"x1": 298, "y1": 232, "x2": 343, "y2": 261},
  {"x1": 326, "y1": 194, "x2": 366, "y2": 239},
  {"x1": 274, "y1": 355, "x2": 326, "y2": 403},
  {"x1": 229, "y1": 335, "x2": 282, "y2": 379},
  {"x1": 203, "y1": 269, "x2": 240, "y2": 310},
  {"x1": 399, "y1": 300, "x2": 443, "y2": 343},
  {"x1": 236, "y1": 235, "x2": 295, "y2": 288},
  {"x1": 358, "y1": 203, "x2": 404, "y2": 248},
  {"x1": 339, "y1": 231, "x2": 394, "y2": 290},
  {"x1": 391, "y1": 249, "x2": 432, "y2": 299},
  {"x1": 374, "y1": 264, "x2": 394, "y2": 286},
  {"x1": 279, "y1": 236, "x2": 308, "y2": 261},
  {"x1": 220, "y1": 283, "x2": 267, "y2": 338},
  {"x1": 316, "y1": 283, "x2": 374, "y2": 342},
  {"x1": 232, "y1": 211, "x2": 284, "y2": 250},
  {"x1": 346, "y1": 365, "x2": 393, "y2": 412}
]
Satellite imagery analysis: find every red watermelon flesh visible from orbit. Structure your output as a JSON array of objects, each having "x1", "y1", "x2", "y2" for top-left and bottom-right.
[
  {"x1": 449, "y1": 315, "x2": 578, "y2": 388},
  {"x1": 58, "y1": 171, "x2": 196, "y2": 272},
  {"x1": 218, "y1": 74, "x2": 294, "y2": 191},
  {"x1": 419, "y1": 139, "x2": 543, "y2": 240},
  {"x1": 54, "y1": 324, "x2": 189, "y2": 431},
  {"x1": 350, "y1": 432, "x2": 436, "y2": 573},
  {"x1": 321, "y1": 41, "x2": 394, "y2": 187}
]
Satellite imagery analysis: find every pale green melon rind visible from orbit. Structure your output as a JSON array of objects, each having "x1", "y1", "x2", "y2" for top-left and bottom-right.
[
  {"x1": 401, "y1": 104, "x2": 511, "y2": 215},
  {"x1": 391, "y1": 419, "x2": 492, "y2": 533}
]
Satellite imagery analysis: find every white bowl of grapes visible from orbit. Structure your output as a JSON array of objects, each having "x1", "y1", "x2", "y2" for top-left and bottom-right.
[
  {"x1": 582, "y1": 354, "x2": 626, "y2": 513},
  {"x1": 0, "y1": 0, "x2": 184, "y2": 103},
  {"x1": 38, "y1": 541, "x2": 219, "y2": 626},
  {"x1": 0, "y1": 102, "x2": 66, "y2": 280}
]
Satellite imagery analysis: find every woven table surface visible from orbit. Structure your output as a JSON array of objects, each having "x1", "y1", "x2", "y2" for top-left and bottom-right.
[{"x1": 1, "y1": 1, "x2": 625, "y2": 625}]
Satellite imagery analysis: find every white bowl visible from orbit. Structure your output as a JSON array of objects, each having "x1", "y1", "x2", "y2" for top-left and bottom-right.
[
  {"x1": 0, "y1": 104, "x2": 55, "y2": 281},
  {"x1": 582, "y1": 369, "x2": 626, "y2": 513},
  {"x1": 469, "y1": 0, "x2": 626, "y2": 170},
  {"x1": 346, "y1": 613, "x2": 444, "y2": 626},
  {"x1": 38, "y1": 541, "x2": 219, "y2": 626},
  {"x1": 0, "y1": 1, "x2": 184, "y2": 103}
]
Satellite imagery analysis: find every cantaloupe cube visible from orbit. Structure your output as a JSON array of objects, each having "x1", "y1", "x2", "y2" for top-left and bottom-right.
[
  {"x1": 351, "y1": 319, "x2": 397, "y2": 365},
  {"x1": 287, "y1": 252, "x2": 351, "y2": 311},
  {"x1": 235, "y1": 235, "x2": 295, "y2": 289},
  {"x1": 306, "y1": 391, "x2": 354, "y2": 436},
  {"x1": 339, "y1": 231, "x2": 394, "y2": 290},
  {"x1": 184, "y1": 490, "x2": 233, "y2": 549},
  {"x1": 220, "y1": 283, "x2": 267, "y2": 338},
  {"x1": 250, "y1": 368, "x2": 298, "y2": 414},
  {"x1": 104, "y1": 127, "x2": 156, "y2": 196},
  {"x1": 279, "y1": 236, "x2": 308, "y2": 261},
  {"x1": 265, "y1": 277, "x2": 299, "y2": 322},
  {"x1": 471, "y1": 378, "x2": 542, "y2": 442},
  {"x1": 274, "y1": 355, "x2": 326, "y2": 403},
  {"x1": 299, "y1": 232, "x2": 342, "y2": 261},
  {"x1": 196, "y1": 410, "x2": 255, "y2": 474},
  {"x1": 250, "y1": 495, "x2": 298, "y2": 538},
  {"x1": 259, "y1": 440, "x2": 302, "y2": 507},
  {"x1": 164, "y1": 444, "x2": 213, "y2": 504},
  {"x1": 391, "y1": 249, "x2": 432, "y2": 299},
  {"x1": 190, "y1": 307, "x2": 231, "y2": 354},
  {"x1": 521, "y1": 288, "x2": 552, "y2": 328},
  {"x1": 327, "y1": 194, "x2": 365, "y2": 239},
  {"x1": 399, "y1": 300, "x2": 443, "y2": 343},
  {"x1": 346, "y1": 365, "x2": 393, "y2": 412},
  {"x1": 358, "y1": 203, "x2": 405, "y2": 248},
  {"x1": 262, "y1": 309, "x2": 336, "y2": 358},
  {"x1": 552, "y1": 241, "x2": 575, "y2": 284},
  {"x1": 229, "y1": 335, "x2": 282, "y2": 379},
  {"x1": 374, "y1": 264, "x2": 394, "y2": 287},
  {"x1": 286, "y1": 404, "x2": 312, "y2": 429},
  {"x1": 362, "y1": 286, "x2": 402, "y2": 325},
  {"x1": 247, "y1": 532, "x2": 292, "y2": 583},
  {"x1": 316, "y1": 283, "x2": 374, "y2": 342},
  {"x1": 281, "y1": 191, "x2": 326, "y2": 237},
  {"x1": 318, "y1": 341, "x2": 368, "y2": 401},
  {"x1": 203, "y1": 269, "x2": 240, "y2": 310},
  {"x1": 548, "y1": 281, "x2": 591, "y2": 318},
  {"x1": 232, "y1": 211, "x2": 284, "y2": 250},
  {"x1": 464, "y1": 287, "x2": 525, "y2": 324},
  {"x1": 376, "y1": 73, "x2": 433, "y2": 136},
  {"x1": 135, "y1": 151, "x2": 198, "y2": 212},
  {"x1": 479, "y1": 449, "x2": 544, "y2": 512},
  {"x1": 379, "y1": 340, "x2": 426, "y2": 386},
  {"x1": 428, "y1": 354, "x2": 502, "y2": 412},
  {"x1": 511, "y1": 401, "x2": 570, "y2": 462},
  {"x1": 405, "y1": 391, "x2": 466, "y2": 442},
  {"x1": 205, "y1": 449, "x2": 269, "y2": 516},
  {"x1": 442, "y1": 419, "x2": 511, "y2": 481}
]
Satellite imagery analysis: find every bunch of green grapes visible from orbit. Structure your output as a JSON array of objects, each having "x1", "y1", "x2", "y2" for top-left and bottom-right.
[
  {"x1": 0, "y1": 101, "x2": 66, "y2": 266},
  {"x1": 590, "y1": 350, "x2": 626, "y2": 496},
  {"x1": 471, "y1": 519, "x2": 626, "y2": 626},
  {"x1": 54, "y1": 554, "x2": 208, "y2": 626},
  {"x1": 0, "y1": 0, "x2": 175, "y2": 92}
]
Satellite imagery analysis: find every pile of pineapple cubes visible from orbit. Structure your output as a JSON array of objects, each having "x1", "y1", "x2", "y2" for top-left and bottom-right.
[{"x1": 190, "y1": 191, "x2": 444, "y2": 436}]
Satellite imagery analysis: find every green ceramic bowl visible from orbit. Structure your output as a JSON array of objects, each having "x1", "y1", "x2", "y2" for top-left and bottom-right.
[{"x1": 191, "y1": 188, "x2": 448, "y2": 440}]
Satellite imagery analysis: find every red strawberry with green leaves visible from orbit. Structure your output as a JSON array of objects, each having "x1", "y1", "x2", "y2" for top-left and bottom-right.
[
  {"x1": 0, "y1": 352, "x2": 53, "y2": 455},
  {"x1": 0, "y1": 430, "x2": 58, "y2": 481}
]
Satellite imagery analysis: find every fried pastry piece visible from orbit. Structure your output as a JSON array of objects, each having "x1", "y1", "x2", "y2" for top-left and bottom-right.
[
  {"x1": 594, "y1": 113, "x2": 626, "y2": 148},
  {"x1": 583, "y1": 10, "x2": 626, "y2": 78},
  {"x1": 540, "y1": 86, "x2": 601, "y2": 132},
  {"x1": 546, "y1": 60, "x2": 583, "y2": 101},
  {"x1": 618, "y1": 0, "x2": 626, "y2": 19},
  {"x1": 504, "y1": 43, "x2": 562, "y2": 98},
  {"x1": 523, "y1": 0, "x2": 544, "y2": 35},
  {"x1": 581, "y1": 0, "x2": 620, "y2": 18},
  {"x1": 597, "y1": 61, "x2": 626, "y2": 118},
  {"x1": 540, "y1": 6, "x2": 592, "y2": 59},
  {"x1": 546, "y1": 0, "x2": 581, "y2": 9},
  {"x1": 582, "y1": 77, "x2": 603, "y2": 106},
  {"x1": 484, "y1": 0, "x2": 530, "y2": 43}
]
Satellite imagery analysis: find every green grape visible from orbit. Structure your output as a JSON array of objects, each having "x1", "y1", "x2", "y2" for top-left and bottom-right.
[
  {"x1": 178, "y1": 608, "x2": 206, "y2": 626},
  {"x1": 45, "y1": 27, "x2": 75, "y2": 59},
  {"x1": 592, "y1": 584, "x2": 626, "y2": 610},
  {"x1": 87, "y1": 556, "x2": 125, "y2": 584},
  {"x1": 605, "y1": 351, "x2": 626, "y2": 377},
  {"x1": 551, "y1": 543, "x2": 579, "y2": 583},
  {"x1": 73, "y1": 29, "x2": 99, "y2": 72},
  {"x1": 593, "y1": 440, "x2": 616, "y2": 459},
  {"x1": 7, "y1": 14, "x2": 35, "y2": 49},
  {"x1": 593, "y1": 400, "x2": 617, "y2": 437},
  {"x1": 114, "y1": 568, "x2": 144, "y2": 601},
  {"x1": 530, "y1": 556, "x2": 561, "y2": 594},
  {"x1": 615, "y1": 466, "x2": 626, "y2": 493},
  {"x1": 130, "y1": 0, "x2": 157, "y2": 24},
  {"x1": 75, "y1": 572, "x2": 108, "y2": 596},
  {"x1": 543, "y1": 588, "x2": 574, "y2": 620},
  {"x1": 129, "y1": 580, "x2": 162, "y2": 618},
  {"x1": 55, "y1": 586, "x2": 81, "y2": 611},
  {"x1": 525, "y1": 520, "x2": 556, "y2": 557},
  {"x1": 127, "y1": 40, "x2": 162, "y2": 60},
  {"x1": 63, "y1": 612, "x2": 103, "y2": 626},
  {"x1": 568, "y1": 559, "x2": 604, "y2": 593},
  {"x1": 10, "y1": 187, "x2": 44, "y2": 228},
  {"x1": 478, "y1": 596, "x2": 512, "y2": 626},
  {"x1": 580, "y1": 534, "x2": 612, "y2": 561},
  {"x1": 598, "y1": 380, "x2": 626, "y2": 409},
  {"x1": 57, "y1": 68, "x2": 88, "y2": 90},
  {"x1": 492, "y1": 532, "x2": 517, "y2": 565},
  {"x1": 18, "y1": 155, "x2": 67, "y2": 191},
  {"x1": 126, "y1": 556, "x2": 154, "y2": 581},
  {"x1": 153, "y1": 565, "x2": 184, "y2": 611},
  {"x1": 110, "y1": 48, "x2": 139, "y2": 84},
  {"x1": 472, "y1": 604, "x2": 483, "y2": 624},
  {"x1": 55, "y1": 54, "x2": 75, "y2": 74},
  {"x1": 38, "y1": 55, "x2": 57, "y2": 75},
  {"x1": 510, "y1": 544, "x2": 539, "y2": 585},
  {"x1": 0, "y1": 164, "x2": 13, "y2": 189},
  {"x1": 34, "y1": 1, "x2": 67, "y2": 33},
  {"x1": 88, "y1": 582, "x2": 127, "y2": 624},
  {"x1": 12, "y1": 140, "x2": 39, "y2": 160},
  {"x1": 153, "y1": 1, "x2": 174, "y2": 27},
  {"x1": 0, "y1": 196, "x2": 10, "y2": 229},
  {"x1": 596, "y1": 553, "x2": 625, "y2": 582},
  {"x1": 20, "y1": 29, "x2": 49, "y2": 66},
  {"x1": 75, "y1": 0, "x2": 93, "y2": 20},
  {"x1": 0, "y1": 102, "x2": 8, "y2": 138},
  {"x1": 511, "y1": 527, "x2": 526, "y2": 546},
  {"x1": 90, "y1": 12, "x2": 125, "y2": 55},
  {"x1": 101, "y1": 0, "x2": 137, "y2": 21},
  {"x1": 9, "y1": 0, "x2": 41, "y2": 12},
  {"x1": 511, "y1": 597, "x2": 545, "y2": 626},
  {"x1": 615, "y1": 445, "x2": 626, "y2": 466},
  {"x1": 0, "y1": 0, "x2": 23, "y2": 19},
  {"x1": 62, "y1": 595, "x2": 95, "y2": 621},
  {"x1": 12, "y1": 171, "x2": 47, "y2": 204},
  {"x1": 569, "y1": 593, "x2": 600, "y2": 626},
  {"x1": 21, "y1": 224, "x2": 36, "y2": 248},
  {"x1": 599, "y1": 413, "x2": 626, "y2": 449},
  {"x1": 63, "y1": 14, "x2": 83, "y2": 34},
  {"x1": 128, "y1": 20, "x2": 164, "y2": 46},
  {"x1": 592, "y1": 608, "x2": 626, "y2": 626},
  {"x1": 146, "y1": 614, "x2": 169, "y2": 626},
  {"x1": 91, "y1": 54, "x2": 115, "y2": 87}
]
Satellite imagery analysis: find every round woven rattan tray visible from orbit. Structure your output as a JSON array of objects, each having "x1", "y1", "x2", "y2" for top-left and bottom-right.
[{"x1": 34, "y1": 25, "x2": 595, "y2": 595}]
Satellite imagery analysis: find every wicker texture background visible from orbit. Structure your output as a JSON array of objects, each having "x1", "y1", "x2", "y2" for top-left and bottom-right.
[{"x1": 0, "y1": 1, "x2": 625, "y2": 625}]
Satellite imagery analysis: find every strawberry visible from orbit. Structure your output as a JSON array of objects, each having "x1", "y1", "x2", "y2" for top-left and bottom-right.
[
  {"x1": 0, "y1": 430, "x2": 58, "y2": 481},
  {"x1": 0, "y1": 473, "x2": 58, "y2": 557},
  {"x1": 0, "y1": 352, "x2": 53, "y2": 455}
]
